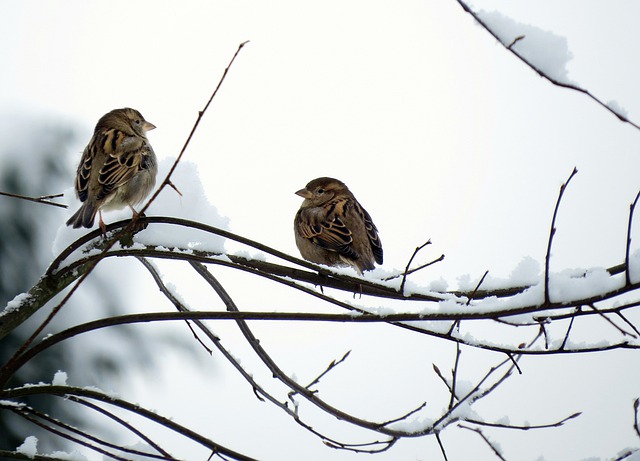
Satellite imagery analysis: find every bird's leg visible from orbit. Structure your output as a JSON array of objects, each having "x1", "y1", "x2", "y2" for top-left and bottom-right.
[
  {"x1": 128, "y1": 204, "x2": 148, "y2": 231},
  {"x1": 98, "y1": 210, "x2": 107, "y2": 236},
  {"x1": 128, "y1": 204, "x2": 139, "y2": 220}
]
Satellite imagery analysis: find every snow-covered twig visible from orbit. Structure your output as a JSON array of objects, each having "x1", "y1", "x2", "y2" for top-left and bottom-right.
[{"x1": 455, "y1": 0, "x2": 640, "y2": 131}]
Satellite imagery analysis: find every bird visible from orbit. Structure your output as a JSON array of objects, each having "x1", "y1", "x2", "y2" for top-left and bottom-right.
[
  {"x1": 66, "y1": 108, "x2": 158, "y2": 234},
  {"x1": 294, "y1": 177, "x2": 383, "y2": 274}
]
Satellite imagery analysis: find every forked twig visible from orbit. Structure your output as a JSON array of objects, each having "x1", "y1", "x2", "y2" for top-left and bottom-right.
[
  {"x1": 587, "y1": 304, "x2": 637, "y2": 338},
  {"x1": 400, "y1": 240, "x2": 432, "y2": 294},
  {"x1": 458, "y1": 424, "x2": 507, "y2": 461},
  {"x1": 0, "y1": 191, "x2": 68, "y2": 208},
  {"x1": 305, "y1": 350, "x2": 351, "y2": 391},
  {"x1": 383, "y1": 253, "x2": 445, "y2": 282}
]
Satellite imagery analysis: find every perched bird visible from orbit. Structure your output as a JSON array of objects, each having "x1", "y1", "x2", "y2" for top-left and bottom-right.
[
  {"x1": 66, "y1": 108, "x2": 158, "y2": 234},
  {"x1": 294, "y1": 177, "x2": 383, "y2": 274}
]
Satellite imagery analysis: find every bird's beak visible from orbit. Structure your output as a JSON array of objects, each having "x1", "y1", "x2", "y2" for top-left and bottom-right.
[
  {"x1": 143, "y1": 121, "x2": 156, "y2": 132},
  {"x1": 295, "y1": 188, "x2": 313, "y2": 199}
]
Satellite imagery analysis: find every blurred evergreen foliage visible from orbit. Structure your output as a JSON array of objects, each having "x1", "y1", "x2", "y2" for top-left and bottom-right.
[{"x1": 0, "y1": 120, "x2": 77, "y2": 452}]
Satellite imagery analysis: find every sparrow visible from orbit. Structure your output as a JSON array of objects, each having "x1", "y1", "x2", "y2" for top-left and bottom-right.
[
  {"x1": 66, "y1": 108, "x2": 158, "y2": 234},
  {"x1": 294, "y1": 177, "x2": 383, "y2": 274}
]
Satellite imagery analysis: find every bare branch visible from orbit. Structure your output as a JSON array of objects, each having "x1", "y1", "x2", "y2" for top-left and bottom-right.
[
  {"x1": 400, "y1": 240, "x2": 432, "y2": 294},
  {"x1": 304, "y1": 350, "x2": 352, "y2": 391},
  {"x1": 559, "y1": 310, "x2": 577, "y2": 350},
  {"x1": 2, "y1": 385, "x2": 259, "y2": 461},
  {"x1": 68, "y1": 396, "x2": 172, "y2": 458},
  {"x1": 0, "y1": 190, "x2": 68, "y2": 208},
  {"x1": 435, "y1": 432, "x2": 449, "y2": 461},
  {"x1": 467, "y1": 270, "x2": 489, "y2": 305},
  {"x1": 449, "y1": 342, "x2": 462, "y2": 409},
  {"x1": 587, "y1": 304, "x2": 637, "y2": 338},
  {"x1": 467, "y1": 411, "x2": 581, "y2": 430},
  {"x1": 544, "y1": 167, "x2": 578, "y2": 305},
  {"x1": 458, "y1": 424, "x2": 508, "y2": 461}
]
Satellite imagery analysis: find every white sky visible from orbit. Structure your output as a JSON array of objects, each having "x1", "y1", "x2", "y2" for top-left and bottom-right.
[{"x1": 2, "y1": 1, "x2": 640, "y2": 460}]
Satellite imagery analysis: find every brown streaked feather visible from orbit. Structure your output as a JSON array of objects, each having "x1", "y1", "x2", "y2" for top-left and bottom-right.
[
  {"x1": 77, "y1": 128, "x2": 150, "y2": 202},
  {"x1": 358, "y1": 204, "x2": 383, "y2": 264},
  {"x1": 296, "y1": 197, "x2": 361, "y2": 260},
  {"x1": 75, "y1": 144, "x2": 95, "y2": 202}
]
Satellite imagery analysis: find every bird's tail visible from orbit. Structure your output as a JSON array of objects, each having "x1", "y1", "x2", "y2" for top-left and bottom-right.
[{"x1": 66, "y1": 202, "x2": 97, "y2": 229}]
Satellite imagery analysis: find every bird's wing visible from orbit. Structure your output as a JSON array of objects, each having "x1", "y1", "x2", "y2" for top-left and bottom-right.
[
  {"x1": 357, "y1": 204, "x2": 383, "y2": 265},
  {"x1": 95, "y1": 129, "x2": 151, "y2": 201},
  {"x1": 296, "y1": 197, "x2": 360, "y2": 260},
  {"x1": 75, "y1": 143, "x2": 95, "y2": 203}
]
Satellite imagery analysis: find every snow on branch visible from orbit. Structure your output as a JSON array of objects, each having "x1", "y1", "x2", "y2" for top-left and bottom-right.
[{"x1": 455, "y1": 0, "x2": 640, "y2": 131}]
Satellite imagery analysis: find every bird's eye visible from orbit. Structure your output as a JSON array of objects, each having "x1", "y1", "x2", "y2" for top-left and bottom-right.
[
  {"x1": 316, "y1": 188, "x2": 324, "y2": 194},
  {"x1": 134, "y1": 119, "x2": 142, "y2": 125}
]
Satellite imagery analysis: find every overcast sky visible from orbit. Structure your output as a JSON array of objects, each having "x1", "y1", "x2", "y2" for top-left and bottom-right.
[{"x1": 2, "y1": 1, "x2": 640, "y2": 460}]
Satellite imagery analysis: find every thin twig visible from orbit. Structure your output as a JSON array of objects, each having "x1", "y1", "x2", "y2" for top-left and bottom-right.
[
  {"x1": 137, "y1": 257, "x2": 214, "y2": 354},
  {"x1": 379, "y1": 402, "x2": 428, "y2": 427},
  {"x1": 458, "y1": 425, "x2": 507, "y2": 461},
  {"x1": 467, "y1": 411, "x2": 580, "y2": 430},
  {"x1": 0, "y1": 190, "x2": 68, "y2": 208},
  {"x1": 383, "y1": 253, "x2": 445, "y2": 281},
  {"x1": 467, "y1": 271, "x2": 489, "y2": 306},
  {"x1": 400, "y1": 240, "x2": 432, "y2": 294},
  {"x1": 449, "y1": 342, "x2": 462, "y2": 409},
  {"x1": 587, "y1": 304, "x2": 636, "y2": 338},
  {"x1": 435, "y1": 432, "x2": 449, "y2": 461},
  {"x1": 616, "y1": 311, "x2": 640, "y2": 337},
  {"x1": 304, "y1": 350, "x2": 351, "y2": 390},
  {"x1": 10, "y1": 407, "x2": 136, "y2": 461},
  {"x1": 544, "y1": 168, "x2": 578, "y2": 306},
  {"x1": 4, "y1": 385, "x2": 259, "y2": 461},
  {"x1": 68, "y1": 396, "x2": 172, "y2": 458},
  {"x1": 507, "y1": 35, "x2": 525, "y2": 49},
  {"x1": 559, "y1": 310, "x2": 577, "y2": 350}
]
